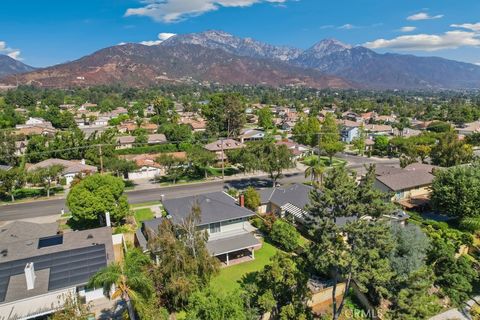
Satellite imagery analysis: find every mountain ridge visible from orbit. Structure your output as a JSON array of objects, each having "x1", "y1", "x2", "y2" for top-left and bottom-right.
[
  {"x1": 2, "y1": 30, "x2": 480, "y2": 89},
  {"x1": 0, "y1": 54, "x2": 36, "y2": 77}
]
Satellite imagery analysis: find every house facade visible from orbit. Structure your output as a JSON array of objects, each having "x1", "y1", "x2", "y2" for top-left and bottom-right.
[
  {"x1": 27, "y1": 159, "x2": 98, "y2": 186},
  {"x1": 136, "y1": 192, "x2": 261, "y2": 266}
]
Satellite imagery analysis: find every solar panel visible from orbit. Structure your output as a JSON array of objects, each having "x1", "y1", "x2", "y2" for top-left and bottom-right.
[{"x1": 0, "y1": 244, "x2": 107, "y2": 303}]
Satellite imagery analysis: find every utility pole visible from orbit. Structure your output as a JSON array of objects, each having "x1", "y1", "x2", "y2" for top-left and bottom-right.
[
  {"x1": 99, "y1": 144, "x2": 104, "y2": 174},
  {"x1": 220, "y1": 138, "x2": 225, "y2": 180}
]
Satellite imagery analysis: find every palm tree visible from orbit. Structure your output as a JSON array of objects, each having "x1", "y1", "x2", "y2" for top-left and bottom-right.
[
  {"x1": 88, "y1": 249, "x2": 153, "y2": 320},
  {"x1": 304, "y1": 158, "x2": 326, "y2": 186}
]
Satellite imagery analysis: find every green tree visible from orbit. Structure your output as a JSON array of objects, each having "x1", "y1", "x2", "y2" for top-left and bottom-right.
[
  {"x1": 355, "y1": 164, "x2": 394, "y2": 218},
  {"x1": 203, "y1": 93, "x2": 246, "y2": 137},
  {"x1": 304, "y1": 157, "x2": 325, "y2": 186},
  {"x1": 25, "y1": 135, "x2": 49, "y2": 163},
  {"x1": 67, "y1": 174, "x2": 129, "y2": 227},
  {"x1": 0, "y1": 167, "x2": 25, "y2": 202},
  {"x1": 257, "y1": 106, "x2": 274, "y2": 130},
  {"x1": 430, "y1": 164, "x2": 480, "y2": 229},
  {"x1": 242, "y1": 253, "x2": 311, "y2": 319},
  {"x1": 89, "y1": 249, "x2": 154, "y2": 320},
  {"x1": 187, "y1": 146, "x2": 216, "y2": 179},
  {"x1": 352, "y1": 125, "x2": 367, "y2": 156},
  {"x1": 430, "y1": 132, "x2": 473, "y2": 167},
  {"x1": 250, "y1": 141, "x2": 293, "y2": 186},
  {"x1": 373, "y1": 135, "x2": 389, "y2": 157},
  {"x1": 319, "y1": 113, "x2": 344, "y2": 165},
  {"x1": 185, "y1": 289, "x2": 248, "y2": 320},
  {"x1": 270, "y1": 220, "x2": 301, "y2": 252},
  {"x1": 426, "y1": 121, "x2": 451, "y2": 133},
  {"x1": 0, "y1": 130, "x2": 18, "y2": 166},
  {"x1": 427, "y1": 238, "x2": 478, "y2": 306},
  {"x1": 243, "y1": 186, "x2": 260, "y2": 211},
  {"x1": 387, "y1": 267, "x2": 442, "y2": 320},
  {"x1": 148, "y1": 205, "x2": 220, "y2": 311},
  {"x1": 292, "y1": 115, "x2": 320, "y2": 147},
  {"x1": 27, "y1": 164, "x2": 64, "y2": 197},
  {"x1": 104, "y1": 158, "x2": 137, "y2": 178},
  {"x1": 156, "y1": 153, "x2": 186, "y2": 184}
]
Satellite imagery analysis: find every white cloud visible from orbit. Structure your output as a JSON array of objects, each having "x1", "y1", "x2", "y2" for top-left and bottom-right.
[
  {"x1": 407, "y1": 12, "x2": 443, "y2": 21},
  {"x1": 451, "y1": 23, "x2": 480, "y2": 32},
  {"x1": 364, "y1": 30, "x2": 480, "y2": 51},
  {"x1": 400, "y1": 26, "x2": 416, "y2": 32},
  {"x1": 125, "y1": 0, "x2": 287, "y2": 23},
  {"x1": 0, "y1": 40, "x2": 22, "y2": 60},
  {"x1": 139, "y1": 32, "x2": 177, "y2": 46},
  {"x1": 339, "y1": 24, "x2": 356, "y2": 30},
  {"x1": 475, "y1": 62, "x2": 480, "y2": 66}
]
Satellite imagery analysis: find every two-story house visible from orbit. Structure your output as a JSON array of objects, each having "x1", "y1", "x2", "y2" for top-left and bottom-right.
[{"x1": 136, "y1": 192, "x2": 261, "y2": 266}]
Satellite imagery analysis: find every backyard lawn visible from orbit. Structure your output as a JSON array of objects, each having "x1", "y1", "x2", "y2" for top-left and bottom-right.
[
  {"x1": 210, "y1": 240, "x2": 280, "y2": 292},
  {"x1": 134, "y1": 208, "x2": 154, "y2": 225}
]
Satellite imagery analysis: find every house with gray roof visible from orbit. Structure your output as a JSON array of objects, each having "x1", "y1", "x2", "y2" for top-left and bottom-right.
[
  {"x1": 259, "y1": 183, "x2": 358, "y2": 226},
  {"x1": 27, "y1": 159, "x2": 98, "y2": 186},
  {"x1": 136, "y1": 192, "x2": 261, "y2": 266},
  {"x1": 374, "y1": 164, "x2": 436, "y2": 204},
  {"x1": 0, "y1": 221, "x2": 115, "y2": 319}
]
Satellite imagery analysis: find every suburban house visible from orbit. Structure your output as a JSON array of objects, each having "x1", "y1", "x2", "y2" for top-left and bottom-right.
[
  {"x1": 364, "y1": 124, "x2": 394, "y2": 136},
  {"x1": 203, "y1": 139, "x2": 245, "y2": 161},
  {"x1": 341, "y1": 126, "x2": 360, "y2": 143},
  {"x1": 0, "y1": 221, "x2": 117, "y2": 320},
  {"x1": 374, "y1": 164, "x2": 437, "y2": 208},
  {"x1": 456, "y1": 121, "x2": 480, "y2": 136},
  {"x1": 26, "y1": 159, "x2": 98, "y2": 186},
  {"x1": 238, "y1": 129, "x2": 265, "y2": 143},
  {"x1": 0, "y1": 165, "x2": 12, "y2": 171},
  {"x1": 275, "y1": 140, "x2": 312, "y2": 160},
  {"x1": 117, "y1": 121, "x2": 158, "y2": 134},
  {"x1": 116, "y1": 134, "x2": 167, "y2": 150},
  {"x1": 136, "y1": 192, "x2": 261, "y2": 266},
  {"x1": 179, "y1": 116, "x2": 207, "y2": 132},
  {"x1": 121, "y1": 152, "x2": 187, "y2": 180}
]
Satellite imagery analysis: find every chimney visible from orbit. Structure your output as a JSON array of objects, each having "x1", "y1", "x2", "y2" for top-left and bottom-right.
[
  {"x1": 239, "y1": 194, "x2": 245, "y2": 207},
  {"x1": 105, "y1": 212, "x2": 111, "y2": 227},
  {"x1": 24, "y1": 262, "x2": 36, "y2": 290}
]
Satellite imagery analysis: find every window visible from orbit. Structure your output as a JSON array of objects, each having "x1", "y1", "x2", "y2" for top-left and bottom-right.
[{"x1": 209, "y1": 222, "x2": 221, "y2": 233}]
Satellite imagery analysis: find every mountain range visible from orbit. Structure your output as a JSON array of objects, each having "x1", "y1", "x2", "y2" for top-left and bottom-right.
[
  {"x1": 0, "y1": 55, "x2": 36, "y2": 78},
  {"x1": 2, "y1": 30, "x2": 480, "y2": 90}
]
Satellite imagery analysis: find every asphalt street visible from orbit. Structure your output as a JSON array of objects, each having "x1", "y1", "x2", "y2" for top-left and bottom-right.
[{"x1": 0, "y1": 154, "x2": 399, "y2": 222}]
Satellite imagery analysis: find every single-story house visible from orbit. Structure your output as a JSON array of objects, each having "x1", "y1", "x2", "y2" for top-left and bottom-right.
[
  {"x1": 179, "y1": 117, "x2": 207, "y2": 132},
  {"x1": 275, "y1": 140, "x2": 312, "y2": 160},
  {"x1": 456, "y1": 121, "x2": 480, "y2": 136},
  {"x1": 123, "y1": 152, "x2": 187, "y2": 180},
  {"x1": 374, "y1": 164, "x2": 436, "y2": 202},
  {"x1": 258, "y1": 183, "x2": 357, "y2": 226},
  {"x1": 136, "y1": 192, "x2": 261, "y2": 266},
  {"x1": 0, "y1": 221, "x2": 116, "y2": 319},
  {"x1": 116, "y1": 136, "x2": 136, "y2": 150},
  {"x1": 26, "y1": 159, "x2": 98, "y2": 186},
  {"x1": 238, "y1": 129, "x2": 265, "y2": 143},
  {"x1": 147, "y1": 133, "x2": 167, "y2": 145},
  {"x1": 204, "y1": 139, "x2": 246, "y2": 161}
]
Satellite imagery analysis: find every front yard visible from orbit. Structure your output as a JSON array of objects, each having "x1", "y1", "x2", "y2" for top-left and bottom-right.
[
  {"x1": 210, "y1": 240, "x2": 280, "y2": 292},
  {"x1": 134, "y1": 208, "x2": 155, "y2": 225}
]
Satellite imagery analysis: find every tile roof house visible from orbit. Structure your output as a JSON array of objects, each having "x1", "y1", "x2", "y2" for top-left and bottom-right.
[
  {"x1": 27, "y1": 159, "x2": 97, "y2": 186},
  {"x1": 0, "y1": 222, "x2": 115, "y2": 319},
  {"x1": 203, "y1": 139, "x2": 245, "y2": 161},
  {"x1": 275, "y1": 140, "x2": 312, "y2": 159},
  {"x1": 136, "y1": 192, "x2": 261, "y2": 266},
  {"x1": 179, "y1": 116, "x2": 207, "y2": 132},
  {"x1": 120, "y1": 152, "x2": 187, "y2": 180}
]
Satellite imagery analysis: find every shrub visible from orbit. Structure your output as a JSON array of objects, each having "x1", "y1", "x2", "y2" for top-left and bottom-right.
[
  {"x1": 270, "y1": 220, "x2": 300, "y2": 252},
  {"x1": 250, "y1": 217, "x2": 263, "y2": 229}
]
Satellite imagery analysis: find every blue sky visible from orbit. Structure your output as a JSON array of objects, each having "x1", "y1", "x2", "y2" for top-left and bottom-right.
[{"x1": 1, "y1": 0, "x2": 479, "y2": 67}]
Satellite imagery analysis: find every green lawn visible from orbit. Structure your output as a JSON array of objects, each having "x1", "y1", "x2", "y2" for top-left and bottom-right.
[
  {"x1": 302, "y1": 155, "x2": 346, "y2": 167},
  {"x1": 210, "y1": 240, "x2": 280, "y2": 293},
  {"x1": 131, "y1": 201, "x2": 161, "y2": 208},
  {"x1": 134, "y1": 208, "x2": 154, "y2": 224}
]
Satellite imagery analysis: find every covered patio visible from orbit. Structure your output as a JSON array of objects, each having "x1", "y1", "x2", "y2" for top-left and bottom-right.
[{"x1": 207, "y1": 232, "x2": 262, "y2": 266}]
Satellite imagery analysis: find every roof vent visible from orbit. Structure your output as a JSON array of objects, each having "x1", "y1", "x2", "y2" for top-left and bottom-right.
[
  {"x1": 87, "y1": 234, "x2": 94, "y2": 239},
  {"x1": 1, "y1": 249, "x2": 8, "y2": 257}
]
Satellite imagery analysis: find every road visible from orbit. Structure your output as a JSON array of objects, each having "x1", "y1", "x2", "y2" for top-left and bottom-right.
[
  {"x1": 0, "y1": 173, "x2": 305, "y2": 222},
  {"x1": 0, "y1": 154, "x2": 399, "y2": 222}
]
